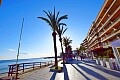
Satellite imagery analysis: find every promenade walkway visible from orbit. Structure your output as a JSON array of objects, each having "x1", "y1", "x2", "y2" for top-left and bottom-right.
[{"x1": 18, "y1": 58, "x2": 120, "y2": 80}]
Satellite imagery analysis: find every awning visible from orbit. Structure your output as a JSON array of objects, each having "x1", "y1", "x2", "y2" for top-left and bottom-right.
[
  {"x1": 91, "y1": 47, "x2": 104, "y2": 52},
  {"x1": 91, "y1": 46, "x2": 112, "y2": 53},
  {"x1": 111, "y1": 39, "x2": 120, "y2": 47}
]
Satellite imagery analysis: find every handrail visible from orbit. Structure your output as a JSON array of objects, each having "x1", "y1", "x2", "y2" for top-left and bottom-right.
[
  {"x1": 0, "y1": 58, "x2": 62, "y2": 79},
  {"x1": 7, "y1": 60, "x2": 55, "y2": 79}
]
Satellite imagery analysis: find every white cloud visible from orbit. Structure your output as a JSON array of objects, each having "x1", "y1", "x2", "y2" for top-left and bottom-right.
[
  {"x1": 0, "y1": 56, "x2": 5, "y2": 60},
  {"x1": 8, "y1": 49, "x2": 16, "y2": 52},
  {"x1": 20, "y1": 52, "x2": 30, "y2": 55}
]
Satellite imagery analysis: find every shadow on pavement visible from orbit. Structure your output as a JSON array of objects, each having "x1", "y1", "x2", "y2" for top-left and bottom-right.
[
  {"x1": 71, "y1": 64, "x2": 91, "y2": 80},
  {"x1": 50, "y1": 71, "x2": 57, "y2": 80},
  {"x1": 82, "y1": 62, "x2": 120, "y2": 78},
  {"x1": 65, "y1": 59, "x2": 81, "y2": 64},
  {"x1": 49, "y1": 64, "x2": 70, "y2": 80},
  {"x1": 63, "y1": 64, "x2": 69, "y2": 80},
  {"x1": 76, "y1": 64, "x2": 108, "y2": 80},
  {"x1": 81, "y1": 59, "x2": 96, "y2": 64}
]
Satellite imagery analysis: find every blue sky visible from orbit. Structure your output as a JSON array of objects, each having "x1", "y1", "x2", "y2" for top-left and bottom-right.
[{"x1": 0, "y1": 0, "x2": 104, "y2": 60}]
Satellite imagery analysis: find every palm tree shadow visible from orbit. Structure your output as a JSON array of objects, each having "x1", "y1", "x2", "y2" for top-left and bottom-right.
[
  {"x1": 63, "y1": 64, "x2": 69, "y2": 80},
  {"x1": 50, "y1": 71, "x2": 57, "y2": 80},
  {"x1": 82, "y1": 62, "x2": 120, "y2": 78},
  {"x1": 76, "y1": 64, "x2": 107, "y2": 80},
  {"x1": 71, "y1": 64, "x2": 91, "y2": 80},
  {"x1": 81, "y1": 60, "x2": 96, "y2": 64}
]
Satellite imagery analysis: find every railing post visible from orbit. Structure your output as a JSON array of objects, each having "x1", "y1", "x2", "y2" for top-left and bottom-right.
[
  {"x1": 23, "y1": 63, "x2": 24, "y2": 72},
  {"x1": 48, "y1": 62, "x2": 49, "y2": 66},
  {"x1": 51, "y1": 60, "x2": 52, "y2": 65},
  {"x1": 15, "y1": 64, "x2": 19, "y2": 79},
  {"x1": 8, "y1": 65, "x2": 11, "y2": 76},
  {"x1": 33, "y1": 63, "x2": 34, "y2": 70},
  {"x1": 45, "y1": 62, "x2": 46, "y2": 66},
  {"x1": 11, "y1": 65, "x2": 14, "y2": 76},
  {"x1": 40, "y1": 62, "x2": 41, "y2": 68}
]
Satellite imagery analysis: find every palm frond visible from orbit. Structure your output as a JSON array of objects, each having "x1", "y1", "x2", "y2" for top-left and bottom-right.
[
  {"x1": 62, "y1": 28, "x2": 67, "y2": 35},
  {"x1": 38, "y1": 8, "x2": 68, "y2": 34},
  {"x1": 61, "y1": 26, "x2": 63, "y2": 34},
  {"x1": 43, "y1": 10, "x2": 52, "y2": 22},
  {"x1": 53, "y1": 7, "x2": 56, "y2": 22},
  {"x1": 62, "y1": 36, "x2": 72, "y2": 47},
  {"x1": 56, "y1": 11, "x2": 60, "y2": 21},
  {"x1": 48, "y1": 10, "x2": 52, "y2": 18},
  {"x1": 37, "y1": 17, "x2": 52, "y2": 26},
  {"x1": 57, "y1": 15, "x2": 68, "y2": 24},
  {"x1": 58, "y1": 23, "x2": 67, "y2": 27},
  {"x1": 47, "y1": 10, "x2": 56, "y2": 31}
]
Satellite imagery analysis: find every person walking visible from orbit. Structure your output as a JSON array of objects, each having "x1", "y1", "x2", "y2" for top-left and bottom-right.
[{"x1": 80, "y1": 53, "x2": 83, "y2": 60}]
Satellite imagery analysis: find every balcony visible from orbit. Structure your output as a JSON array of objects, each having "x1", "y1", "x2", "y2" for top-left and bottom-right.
[
  {"x1": 88, "y1": 36, "x2": 98, "y2": 47},
  {"x1": 96, "y1": 0, "x2": 116, "y2": 29},
  {"x1": 88, "y1": 14, "x2": 119, "y2": 46},
  {"x1": 101, "y1": 30, "x2": 120, "y2": 42},
  {"x1": 98, "y1": 6, "x2": 120, "y2": 32},
  {"x1": 90, "y1": 40, "x2": 99, "y2": 48},
  {"x1": 99, "y1": 16, "x2": 120, "y2": 38}
]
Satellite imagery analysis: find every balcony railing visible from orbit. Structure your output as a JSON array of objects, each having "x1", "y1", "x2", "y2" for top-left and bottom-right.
[
  {"x1": 96, "y1": 0, "x2": 116, "y2": 30},
  {"x1": 99, "y1": 16, "x2": 120, "y2": 38},
  {"x1": 101, "y1": 30, "x2": 120, "y2": 42},
  {"x1": 98, "y1": 6, "x2": 120, "y2": 32},
  {"x1": 87, "y1": 3, "x2": 120, "y2": 46}
]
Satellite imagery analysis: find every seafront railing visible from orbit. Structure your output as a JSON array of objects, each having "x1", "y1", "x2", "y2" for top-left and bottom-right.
[
  {"x1": 8, "y1": 60, "x2": 54, "y2": 79},
  {"x1": 7, "y1": 58, "x2": 62, "y2": 79}
]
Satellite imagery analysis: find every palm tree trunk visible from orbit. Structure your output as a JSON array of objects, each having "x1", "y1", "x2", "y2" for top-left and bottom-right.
[
  {"x1": 65, "y1": 46, "x2": 68, "y2": 53},
  {"x1": 59, "y1": 38, "x2": 64, "y2": 63},
  {"x1": 52, "y1": 31, "x2": 58, "y2": 69}
]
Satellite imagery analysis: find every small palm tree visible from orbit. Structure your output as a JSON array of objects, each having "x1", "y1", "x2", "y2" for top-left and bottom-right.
[
  {"x1": 79, "y1": 45, "x2": 86, "y2": 53},
  {"x1": 79, "y1": 45, "x2": 86, "y2": 57},
  {"x1": 63, "y1": 36, "x2": 72, "y2": 53},
  {"x1": 57, "y1": 24, "x2": 67, "y2": 63},
  {"x1": 38, "y1": 7, "x2": 68, "y2": 69},
  {"x1": 76, "y1": 47, "x2": 80, "y2": 55}
]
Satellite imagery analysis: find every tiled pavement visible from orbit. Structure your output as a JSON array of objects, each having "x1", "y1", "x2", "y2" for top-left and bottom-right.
[{"x1": 18, "y1": 59, "x2": 120, "y2": 80}]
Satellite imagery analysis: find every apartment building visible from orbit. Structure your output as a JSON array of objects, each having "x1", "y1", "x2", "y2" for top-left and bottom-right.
[{"x1": 82, "y1": 0, "x2": 120, "y2": 58}]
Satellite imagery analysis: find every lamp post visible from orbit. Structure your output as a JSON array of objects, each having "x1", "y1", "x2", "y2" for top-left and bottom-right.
[{"x1": 15, "y1": 18, "x2": 24, "y2": 79}]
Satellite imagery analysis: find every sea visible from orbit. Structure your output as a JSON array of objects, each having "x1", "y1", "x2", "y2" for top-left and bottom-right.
[{"x1": 0, "y1": 58, "x2": 55, "y2": 74}]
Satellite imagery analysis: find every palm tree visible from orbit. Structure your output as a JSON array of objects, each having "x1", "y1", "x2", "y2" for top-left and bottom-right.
[
  {"x1": 79, "y1": 45, "x2": 86, "y2": 57},
  {"x1": 57, "y1": 24, "x2": 67, "y2": 63},
  {"x1": 76, "y1": 47, "x2": 80, "y2": 55},
  {"x1": 79, "y1": 45, "x2": 86, "y2": 53},
  {"x1": 38, "y1": 7, "x2": 68, "y2": 69},
  {"x1": 63, "y1": 36, "x2": 72, "y2": 53}
]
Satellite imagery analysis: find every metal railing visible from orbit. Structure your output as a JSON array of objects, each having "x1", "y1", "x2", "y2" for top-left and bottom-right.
[{"x1": 7, "y1": 60, "x2": 54, "y2": 79}]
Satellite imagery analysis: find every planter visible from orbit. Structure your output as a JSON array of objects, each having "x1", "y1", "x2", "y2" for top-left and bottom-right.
[
  {"x1": 100, "y1": 59, "x2": 106, "y2": 67},
  {"x1": 96, "y1": 59, "x2": 100, "y2": 65},
  {"x1": 100, "y1": 60, "x2": 103, "y2": 66},
  {"x1": 105, "y1": 61, "x2": 110, "y2": 69},
  {"x1": 109, "y1": 58, "x2": 119, "y2": 70},
  {"x1": 50, "y1": 66, "x2": 63, "y2": 73}
]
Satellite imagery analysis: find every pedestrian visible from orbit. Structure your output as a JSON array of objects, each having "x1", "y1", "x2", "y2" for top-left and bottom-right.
[
  {"x1": 76, "y1": 55, "x2": 78, "y2": 60},
  {"x1": 80, "y1": 55, "x2": 83, "y2": 60}
]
